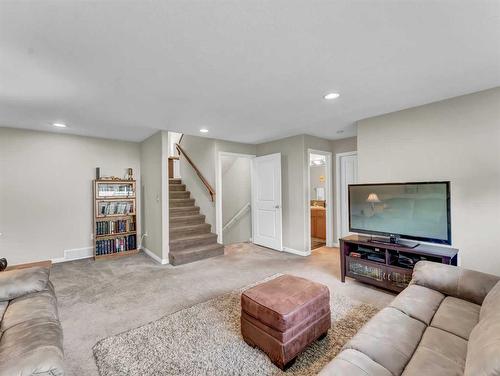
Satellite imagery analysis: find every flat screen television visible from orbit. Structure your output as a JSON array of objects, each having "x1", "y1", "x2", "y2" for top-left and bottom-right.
[{"x1": 348, "y1": 182, "x2": 451, "y2": 245}]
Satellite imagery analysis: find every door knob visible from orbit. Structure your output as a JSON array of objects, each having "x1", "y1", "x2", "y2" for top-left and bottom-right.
[{"x1": 274, "y1": 205, "x2": 280, "y2": 209}]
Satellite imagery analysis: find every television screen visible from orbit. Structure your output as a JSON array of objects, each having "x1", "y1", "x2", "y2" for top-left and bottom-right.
[{"x1": 349, "y1": 182, "x2": 451, "y2": 244}]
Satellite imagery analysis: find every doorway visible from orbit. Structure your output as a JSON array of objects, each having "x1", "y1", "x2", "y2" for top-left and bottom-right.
[
  {"x1": 336, "y1": 151, "x2": 358, "y2": 240},
  {"x1": 215, "y1": 152, "x2": 255, "y2": 245},
  {"x1": 307, "y1": 149, "x2": 333, "y2": 251}
]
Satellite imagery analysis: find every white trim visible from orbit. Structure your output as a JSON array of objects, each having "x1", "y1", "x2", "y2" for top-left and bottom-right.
[
  {"x1": 335, "y1": 151, "x2": 358, "y2": 242},
  {"x1": 215, "y1": 151, "x2": 256, "y2": 244},
  {"x1": 283, "y1": 246, "x2": 310, "y2": 257},
  {"x1": 162, "y1": 131, "x2": 170, "y2": 261},
  {"x1": 52, "y1": 246, "x2": 93, "y2": 263},
  {"x1": 307, "y1": 149, "x2": 333, "y2": 251},
  {"x1": 142, "y1": 247, "x2": 169, "y2": 264}
]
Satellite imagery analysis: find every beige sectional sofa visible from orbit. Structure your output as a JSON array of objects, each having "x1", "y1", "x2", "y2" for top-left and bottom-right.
[
  {"x1": 321, "y1": 261, "x2": 500, "y2": 376},
  {"x1": 0, "y1": 266, "x2": 64, "y2": 376}
]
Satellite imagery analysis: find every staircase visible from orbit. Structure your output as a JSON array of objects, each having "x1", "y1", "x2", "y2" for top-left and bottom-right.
[{"x1": 169, "y1": 178, "x2": 224, "y2": 265}]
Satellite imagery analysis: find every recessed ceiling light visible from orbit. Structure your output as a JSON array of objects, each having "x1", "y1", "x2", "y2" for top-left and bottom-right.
[
  {"x1": 199, "y1": 128, "x2": 209, "y2": 133},
  {"x1": 52, "y1": 122, "x2": 67, "y2": 128},
  {"x1": 324, "y1": 92, "x2": 340, "y2": 100}
]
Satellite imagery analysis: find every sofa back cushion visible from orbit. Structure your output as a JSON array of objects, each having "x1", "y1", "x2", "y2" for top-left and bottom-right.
[
  {"x1": 465, "y1": 282, "x2": 500, "y2": 376},
  {"x1": 412, "y1": 261, "x2": 500, "y2": 305},
  {"x1": 0, "y1": 267, "x2": 49, "y2": 301},
  {"x1": 465, "y1": 315, "x2": 500, "y2": 376},
  {"x1": 480, "y1": 281, "x2": 500, "y2": 321}
]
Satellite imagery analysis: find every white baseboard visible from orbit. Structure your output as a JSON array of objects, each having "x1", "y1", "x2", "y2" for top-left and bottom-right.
[
  {"x1": 142, "y1": 247, "x2": 168, "y2": 265},
  {"x1": 283, "y1": 247, "x2": 310, "y2": 257},
  {"x1": 52, "y1": 246, "x2": 93, "y2": 263}
]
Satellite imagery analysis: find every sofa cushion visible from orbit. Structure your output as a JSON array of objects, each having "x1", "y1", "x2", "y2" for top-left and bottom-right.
[
  {"x1": 465, "y1": 313, "x2": 500, "y2": 376},
  {"x1": 0, "y1": 267, "x2": 50, "y2": 301},
  {"x1": 403, "y1": 326, "x2": 467, "y2": 375},
  {"x1": 344, "y1": 307, "x2": 426, "y2": 376},
  {"x1": 0, "y1": 317, "x2": 64, "y2": 376},
  {"x1": 319, "y1": 349, "x2": 392, "y2": 376},
  {"x1": 430, "y1": 296, "x2": 480, "y2": 340},
  {"x1": 480, "y1": 280, "x2": 500, "y2": 321},
  {"x1": 390, "y1": 284, "x2": 445, "y2": 325},
  {"x1": 241, "y1": 274, "x2": 330, "y2": 332},
  {"x1": 1, "y1": 286, "x2": 58, "y2": 332}
]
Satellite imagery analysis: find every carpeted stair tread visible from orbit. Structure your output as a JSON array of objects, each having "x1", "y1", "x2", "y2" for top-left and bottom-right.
[
  {"x1": 169, "y1": 223, "x2": 211, "y2": 239},
  {"x1": 170, "y1": 206, "x2": 201, "y2": 217},
  {"x1": 169, "y1": 198, "x2": 195, "y2": 207},
  {"x1": 169, "y1": 191, "x2": 190, "y2": 199},
  {"x1": 169, "y1": 184, "x2": 186, "y2": 191},
  {"x1": 170, "y1": 214, "x2": 206, "y2": 227},
  {"x1": 169, "y1": 243, "x2": 224, "y2": 265}
]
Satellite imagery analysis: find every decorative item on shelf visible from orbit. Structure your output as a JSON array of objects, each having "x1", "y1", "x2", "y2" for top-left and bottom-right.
[
  {"x1": 0, "y1": 258, "x2": 7, "y2": 271},
  {"x1": 126, "y1": 168, "x2": 134, "y2": 180},
  {"x1": 96, "y1": 167, "x2": 101, "y2": 179}
]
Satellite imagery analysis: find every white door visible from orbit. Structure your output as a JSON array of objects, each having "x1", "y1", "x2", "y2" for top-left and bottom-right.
[
  {"x1": 252, "y1": 153, "x2": 282, "y2": 251},
  {"x1": 339, "y1": 153, "x2": 358, "y2": 238}
]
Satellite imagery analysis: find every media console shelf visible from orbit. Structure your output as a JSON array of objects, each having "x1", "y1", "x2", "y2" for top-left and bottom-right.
[{"x1": 340, "y1": 235, "x2": 458, "y2": 292}]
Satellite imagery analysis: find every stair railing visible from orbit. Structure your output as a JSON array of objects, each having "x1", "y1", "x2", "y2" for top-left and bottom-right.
[
  {"x1": 175, "y1": 143, "x2": 216, "y2": 202},
  {"x1": 223, "y1": 202, "x2": 251, "y2": 232}
]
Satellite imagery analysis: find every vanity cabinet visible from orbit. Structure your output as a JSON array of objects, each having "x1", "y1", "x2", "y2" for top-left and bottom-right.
[{"x1": 311, "y1": 207, "x2": 326, "y2": 239}]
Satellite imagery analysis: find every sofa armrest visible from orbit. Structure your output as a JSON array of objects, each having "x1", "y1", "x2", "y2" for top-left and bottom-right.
[
  {"x1": 0, "y1": 267, "x2": 50, "y2": 301},
  {"x1": 411, "y1": 261, "x2": 500, "y2": 305}
]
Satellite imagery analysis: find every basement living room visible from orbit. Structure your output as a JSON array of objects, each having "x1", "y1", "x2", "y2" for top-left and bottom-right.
[{"x1": 1, "y1": 1, "x2": 500, "y2": 376}]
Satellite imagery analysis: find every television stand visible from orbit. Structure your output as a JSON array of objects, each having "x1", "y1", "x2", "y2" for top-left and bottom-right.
[
  {"x1": 340, "y1": 234, "x2": 458, "y2": 292},
  {"x1": 367, "y1": 236, "x2": 419, "y2": 249}
]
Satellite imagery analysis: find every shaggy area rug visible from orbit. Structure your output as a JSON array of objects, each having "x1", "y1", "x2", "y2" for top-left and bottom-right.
[{"x1": 93, "y1": 275, "x2": 378, "y2": 376}]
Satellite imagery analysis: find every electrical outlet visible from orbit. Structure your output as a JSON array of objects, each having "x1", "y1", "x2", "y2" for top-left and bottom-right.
[{"x1": 90, "y1": 233, "x2": 94, "y2": 240}]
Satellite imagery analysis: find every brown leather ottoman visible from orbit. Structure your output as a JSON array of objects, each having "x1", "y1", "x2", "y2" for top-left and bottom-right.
[{"x1": 241, "y1": 274, "x2": 331, "y2": 370}]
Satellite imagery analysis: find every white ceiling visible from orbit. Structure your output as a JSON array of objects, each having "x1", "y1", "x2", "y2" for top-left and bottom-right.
[{"x1": 1, "y1": 1, "x2": 499, "y2": 143}]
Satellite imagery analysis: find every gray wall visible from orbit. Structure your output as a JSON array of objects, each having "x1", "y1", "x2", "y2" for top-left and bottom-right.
[
  {"x1": 221, "y1": 155, "x2": 252, "y2": 244},
  {"x1": 0, "y1": 127, "x2": 141, "y2": 264},
  {"x1": 140, "y1": 131, "x2": 165, "y2": 260},
  {"x1": 357, "y1": 87, "x2": 500, "y2": 274}
]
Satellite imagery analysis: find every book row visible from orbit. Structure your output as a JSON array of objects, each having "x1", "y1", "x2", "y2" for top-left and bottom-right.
[
  {"x1": 95, "y1": 235, "x2": 137, "y2": 256},
  {"x1": 96, "y1": 219, "x2": 136, "y2": 235},
  {"x1": 98, "y1": 202, "x2": 134, "y2": 216}
]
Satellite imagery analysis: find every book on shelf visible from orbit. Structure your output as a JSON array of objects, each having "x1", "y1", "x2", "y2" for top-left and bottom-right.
[
  {"x1": 98, "y1": 201, "x2": 133, "y2": 216},
  {"x1": 95, "y1": 234, "x2": 136, "y2": 256}
]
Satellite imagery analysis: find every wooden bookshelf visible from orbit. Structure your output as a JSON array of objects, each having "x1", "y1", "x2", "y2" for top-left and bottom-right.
[{"x1": 93, "y1": 179, "x2": 138, "y2": 260}]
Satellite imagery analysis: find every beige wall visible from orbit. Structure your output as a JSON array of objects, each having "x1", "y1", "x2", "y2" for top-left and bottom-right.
[
  {"x1": 0, "y1": 127, "x2": 141, "y2": 264},
  {"x1": 140, "y1": 131, "x2": 165, "y2": 260},
  {"x1": 357, "y1": 88, "x2": 500, "y2": 274}
]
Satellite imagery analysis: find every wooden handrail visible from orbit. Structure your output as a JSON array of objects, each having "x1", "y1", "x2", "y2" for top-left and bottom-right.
[{"x1": 175, "y1": 143, "x2": 215, "y2": 202}]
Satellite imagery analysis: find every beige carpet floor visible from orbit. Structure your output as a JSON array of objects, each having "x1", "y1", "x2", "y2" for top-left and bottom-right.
[
  {"x1": 93, "y1": 275, "x2": 378, "y2": 376},
  {"x1": 50, "y1": 244, "x2": 394, "y2": 375}
]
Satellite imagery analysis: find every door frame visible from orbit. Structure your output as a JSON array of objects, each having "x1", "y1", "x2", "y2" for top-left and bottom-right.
[
  {"x1": 335, "y1": 151, "x2": 358, "y2": 246},
  {"x1": 215, "y1": 151, "x2": 256, "y2": 244},
  {"x1": 307, "y1": 149, "x2": 333, "y2": 251}
]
